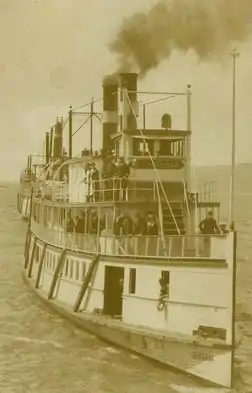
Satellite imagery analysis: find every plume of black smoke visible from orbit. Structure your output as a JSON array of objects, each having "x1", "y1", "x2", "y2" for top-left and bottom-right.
[{"x1": 109, "y1": 0, "x2": 252, "y2": 77}]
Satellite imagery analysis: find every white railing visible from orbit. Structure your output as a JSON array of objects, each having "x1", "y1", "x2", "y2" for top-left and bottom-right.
[
  {"x1": 198, "y1": 182, "x2": 217, "y2": 203},
  {"x1": 33, "y1": 178, "x2": 188, "y2": 205},
  {"x1": 31, "y1": 222, "x2": 228, "y2": 260}
]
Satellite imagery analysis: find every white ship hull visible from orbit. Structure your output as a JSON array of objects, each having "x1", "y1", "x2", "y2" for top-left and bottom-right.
[{"x1": 23, "y1": 229, "x2": 238, "y2": 389}]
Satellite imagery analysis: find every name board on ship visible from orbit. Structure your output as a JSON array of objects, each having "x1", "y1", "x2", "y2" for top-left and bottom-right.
[{"x1": 134, "y1": 158, "x2": 184, "y2": 170}]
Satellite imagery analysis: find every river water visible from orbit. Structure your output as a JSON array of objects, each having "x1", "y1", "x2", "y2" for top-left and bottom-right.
[{"x1": 0, "y1": 184, "x2": 251, "y2": 393}]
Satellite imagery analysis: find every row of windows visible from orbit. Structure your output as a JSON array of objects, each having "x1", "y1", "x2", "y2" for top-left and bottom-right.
[
  {"x1": 34, "y1": 244, "x2": 170, "y2": 297},
  {"x1": 132, "y1": 139, "x2": 185, "y2": 157},
  {"x1": 35, "y1": 244, "x2": 86, "y2": 282}
]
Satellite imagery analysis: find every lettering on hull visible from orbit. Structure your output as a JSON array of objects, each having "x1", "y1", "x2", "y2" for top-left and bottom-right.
[{"x1": 191, "y1": 350, "x2": 214, "y2": 361}]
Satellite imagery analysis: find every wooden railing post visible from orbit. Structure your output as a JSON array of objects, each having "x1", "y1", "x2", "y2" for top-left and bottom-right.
[
  {"x1": 48, "y1": 249, "x2": 66, "y2": 300},
  {"x1": 35, "y1": 243, "x2": 47, "y2": 288},
  {"x1": 28, "y1": 237, "x2": 38, "y2": 278},
  {"x1": 73, "y1": 254, "x2": 100, "y2": 313},
  {"x1": 24, "y1": 228, "x2": 31, "y2": 267},
  {"x1": 26, "y1": 236, "x2": 37, "y2": 272}
]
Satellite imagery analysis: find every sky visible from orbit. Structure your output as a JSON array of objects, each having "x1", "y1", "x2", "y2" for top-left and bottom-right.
[{"x1": 0, "y1": 0, "x2": 252, "y2": 181}]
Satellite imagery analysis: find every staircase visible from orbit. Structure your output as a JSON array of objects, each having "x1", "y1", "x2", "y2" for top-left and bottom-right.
[{"x1": 162, "y1": 202, "x2": 185, "y2": 235}]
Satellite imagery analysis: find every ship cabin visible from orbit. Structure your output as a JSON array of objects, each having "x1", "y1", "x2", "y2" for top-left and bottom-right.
[
  {"x1": 32, "y1": 72, "x2": 223, "y2": 258},
  {"x1": 27, "y1": 73, "x2": 236, "y2": 368}
]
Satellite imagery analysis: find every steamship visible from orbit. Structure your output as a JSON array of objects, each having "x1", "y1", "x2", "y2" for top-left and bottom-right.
[{"x1": 21, "y1": 72, "x2": 238, "y2": 389}]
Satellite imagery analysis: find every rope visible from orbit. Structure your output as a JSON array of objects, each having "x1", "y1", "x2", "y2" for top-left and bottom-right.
[
  {"x1": 72, "y1": 116, "x2": 91, "y2": 137},
  {"x1": 183, "y1": 179, "x2": 191, "y2": 233},
  {"x1": 155, "y1": 180, "x2": 168, "y2": 256},
  {"x1": 124, "y1": 90, "x2": 181, "y2": 235},
  {"x1": 72, "y1": 97, "x2": 103, "y2": 112}
]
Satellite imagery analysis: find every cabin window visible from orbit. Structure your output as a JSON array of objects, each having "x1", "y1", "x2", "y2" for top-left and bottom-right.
[
  {"x1": 158, "y1": 139, "x2": 184, "y2": 158},
  {"x1": 53, "y1": 254, "x2": 56, "y2": 270},
  {"x1": 65, "y1": 259, "x2": 69, "y2": 276},
  {"x1": 159, "y1": 140, "x2": 172, "y2": 156},
  {"x1": 81, "y1": 262, "x2": 86, "y2": 281},
  {"x1": 129, "y1": 268, "x2": 136, "y2": 294},
  {"x1": 70, "y1": 260, "x2": 74, "y2": 279},
  {"x1": 75, "y1": 262, "x2": 80, "y2": 281},
  {"x1": 161, "y1": 270, "x2": 170, "y2": 297},
  {"x1": 133, "y1": 139, "x2": 154, "y2": 156}
]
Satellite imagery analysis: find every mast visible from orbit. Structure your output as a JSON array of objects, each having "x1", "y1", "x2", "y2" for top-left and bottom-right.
[
  {"x1": 90, "y1": 97, "x2": 94, "y2": 155},
  {"x1": 229, "y1": 49, "x2": 239, "y2": 231},
  {"x1": 68, "y1": 105, "x2": 73, "y2": 158}
]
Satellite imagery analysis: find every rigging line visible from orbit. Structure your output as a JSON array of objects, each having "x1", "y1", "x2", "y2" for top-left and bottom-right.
[
  {"x1": 72, "y1": 116, "x2": 91, "y2": 137},
  {"x1": 94, "y1": 113, "x2": 102, "y2": 122},
  {"x1": 183, "y1": 179, "x2": 191, "y2": 233},
  {"x1": 72, "y1": 97, "x2": 103, "y2": 112},
  {"x1": 124, "y1": 90, "x2": 180, "y2": 235},
  {"x1": 155, "y1": 179, "x2": 168, "y2": 256}
]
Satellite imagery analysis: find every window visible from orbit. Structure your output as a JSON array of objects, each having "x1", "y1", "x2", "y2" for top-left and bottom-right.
[
  {"x1": 159, "y1": 140, "x2": 172, "y2": 156},
  {"x1": 70, "y1": 260, "x2": 74, "y2": 279},
  {"x1": 65, "y1": 259, "x2": 69, "y2": 276},
  {"x1": 129, "y1": 268, "x2": 136, "y2": 294},
  {"x1": 158, "y1": 139, "x2": 184, "y2": 157},
  {"x1": 81, "y1": 262, "x2": 86, "y2": 281},
  {"x1": 161, "y1": 270, "x2": 170, "y2": 284},
  {"x1": 75, "y1": 262, "x2": 80, "y2": 281},
  {"x1": 133, "y1": 139, "x2": 154, "y2": 156},
  {"x1": 161, "y1": 270, "x2": 170, "y2": 297}
]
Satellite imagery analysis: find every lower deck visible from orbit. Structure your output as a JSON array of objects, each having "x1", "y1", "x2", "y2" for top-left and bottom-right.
[
  {"x1": 23, "y1": 230, "x2": 237, "y2": 388},
  {"x1": 25, "y1": 230, "x2": 235, "y2": 342}
]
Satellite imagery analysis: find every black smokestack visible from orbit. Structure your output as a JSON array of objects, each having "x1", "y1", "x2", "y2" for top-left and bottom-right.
[
  {"x1": 53, "y1": 120, "x2": 63, "y2": 158},
  {"x1": 102, "y1": 75, "x2": 118, "y2": 151},
  {"x1": 109, "y1": 0, "x2": 252, "y2": 77},
  {"x1": 119, "y1": 73, "x2": 138, "y2": 130}
]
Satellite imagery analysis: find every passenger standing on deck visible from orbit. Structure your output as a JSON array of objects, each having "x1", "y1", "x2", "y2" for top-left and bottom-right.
[
  {"x1": 75, "y1": 211, "x2": 86, "y2": 249},
  {"x1": 113, "y1": 211, "x2": 133, "y2": 254},
  {"x1": 144, "y1": 213, "x2": 159, "y2": 256},
  {"x1": 144, "y1": 213, "x2": 158, "y2": 235},
  {"x1": 199, "y1": 211, "x2": 219, "y2": 235},
  {"x1": 133, "y1": 212, "x2": 145, "y2": 235},
  {"x1": 199, "y1": 211, "x2": 219, "y2": 257},
  {"x1": 102, "y1": 154, "x2": 116, "y2": 201},
  {"x1": 83, "y1": 163, "x2": 91, "y2": 202},
  {"x1": 116, "y1": 157, "x2": 130, "y2": 201},
  {"x1": 90, "y1": 163, "x2": 100, "y2": 202}
]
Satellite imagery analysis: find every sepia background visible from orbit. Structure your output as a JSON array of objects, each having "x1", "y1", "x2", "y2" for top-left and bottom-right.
[
  {"x1": 0, "y1": 0, "x2": 252, "y2": 180},
  {"x1": 0, "y1": 1, "x2": 252, "y2": 392}
]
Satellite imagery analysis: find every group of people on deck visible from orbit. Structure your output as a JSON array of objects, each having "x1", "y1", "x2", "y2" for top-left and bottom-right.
[
  {"x1": 82, "y1": 155, "x2": 131, "y2": 202},
  {"x1": 114, "y1": 211, "x2": 158, "y2": 236},
  {"x1": 66, "y1": 210, "x2": 105, "y2": 235}
]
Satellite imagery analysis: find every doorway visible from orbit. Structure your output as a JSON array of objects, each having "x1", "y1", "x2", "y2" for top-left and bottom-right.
[{"x1": 103, "y1": 266, "x2": 124, "y2": 317}]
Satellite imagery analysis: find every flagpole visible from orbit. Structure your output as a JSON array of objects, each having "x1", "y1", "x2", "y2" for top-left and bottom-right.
[{"x1": 229, "y1": 49, "x2": 239, "y2": 231}]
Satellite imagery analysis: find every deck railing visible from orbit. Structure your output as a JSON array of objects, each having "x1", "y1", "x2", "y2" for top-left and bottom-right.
[
  {"x1": 31, "y1": 222, "x2": 228, "y2": 260},
  {"x1": 33, "y1": 179, "x2": 187, "y2": 204}
]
